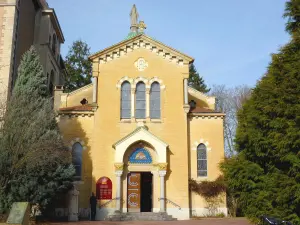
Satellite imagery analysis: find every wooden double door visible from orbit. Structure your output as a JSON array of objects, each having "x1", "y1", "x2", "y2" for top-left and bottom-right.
[{"x1": 127, "y1": 172, "x2": 153, "y2": 212}]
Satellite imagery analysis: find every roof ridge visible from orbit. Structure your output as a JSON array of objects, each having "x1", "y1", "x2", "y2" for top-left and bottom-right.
[
  {"x1": 66, "y1": 83, "x2": 93, "y2": 96},
  {"x1": 89, "y1": 34, "x2": 194, "y2": 63},
  {"x1": 113, "y1": 126, "x2": 168, "y2": 148}
]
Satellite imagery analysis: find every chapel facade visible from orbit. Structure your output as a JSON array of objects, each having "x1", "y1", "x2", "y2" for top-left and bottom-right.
[{"x1": 57, "y1": 5, "x2": 227, "y2": 221}]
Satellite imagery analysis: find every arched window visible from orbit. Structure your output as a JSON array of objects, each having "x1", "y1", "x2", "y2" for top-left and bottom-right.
[
  {"x1": 197, "y1": 144, "x2": 207, "y2": 177},
  {"x1": 121, "y1": 81, "x2": 131, "y2": 119},
  {"x1": 52, "y1": 34, "x2": 56, "y2": 55},
  {"x1": 49, "y1": 70, "x2": 54, "y2": 96},
  {"x1": 150, "y1": 82, "x2": 161, "y2": 119},
  {"x1": 96, "y1": 177, "x2": 112, "y2": 200},
  {"x1": 72, "y1": 142, "x2": 83, "y2": 180},
  {"x1": 135, "y1": 82, "x2": 146, "y2": 119}
]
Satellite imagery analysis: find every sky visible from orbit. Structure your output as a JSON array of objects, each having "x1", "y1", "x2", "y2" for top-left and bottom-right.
[{"x1": 48, "y1": 0, "x2": 290, "y2": 88}]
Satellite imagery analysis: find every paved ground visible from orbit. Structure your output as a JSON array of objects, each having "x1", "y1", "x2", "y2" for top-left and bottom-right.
[{"x1": 51, "y1": 218, "x2": 252, "y2": 225}]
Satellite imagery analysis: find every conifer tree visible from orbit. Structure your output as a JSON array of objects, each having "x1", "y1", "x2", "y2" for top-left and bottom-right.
[
  {"x1": 221, "y1": 1, "x2": 300, "y2": 224},
  {"x1": 188, "y1": 63, "x2": 210, "y2": 93},
  {"x1": 0, "y1": 46, "x2": 74, "y2": 213},
  {"x1": 64, "y1": 40, "x2": 92, "y2": 92}
]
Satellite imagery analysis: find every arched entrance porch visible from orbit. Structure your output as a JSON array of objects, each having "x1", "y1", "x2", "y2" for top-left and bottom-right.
[{"x1": 112, "y1": 126, "x2": 168, "y2": 213}]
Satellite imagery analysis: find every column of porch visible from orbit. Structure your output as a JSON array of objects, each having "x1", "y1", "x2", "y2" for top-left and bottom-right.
[
  {"x1": 115, "y1": 169, "x2": 123, "y2": 212},
  {"x1": 159, "y1": 170, "x2": 167, "y2": 212}
]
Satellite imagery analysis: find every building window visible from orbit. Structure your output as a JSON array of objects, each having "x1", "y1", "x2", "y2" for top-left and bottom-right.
[
  {"x1": 52, "y1": 34, "x2": 56, "y2": 55},
  {"x1": 49, "y1": 70, "x2": 54, "y2": 96},
  {"x1": 150, "y1": 82, "x2": 161, "y2": 119},
  {"x1": 135, "y1": 82, "x2": 146, "y2": 119},
  {"x1": 197, "y1": 144, "x2": 207, "y2": 177},
  {"x1": 121, "y1": 81, "x2": 131, "y2": 119},
  {"x1": 96, "y1": 177, "x2": 112, "y2": 200},
  {"x1": 72, "y1": 142, "x2": 83, "y2": 180}
]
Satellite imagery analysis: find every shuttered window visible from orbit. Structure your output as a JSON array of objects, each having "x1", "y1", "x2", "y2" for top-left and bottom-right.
[
  {"x1": 121, "y1": 81, "x2": 131, "y2": 119},
  {"x1": 150, "y1": 82, "x2": 161, "y2": 119}
]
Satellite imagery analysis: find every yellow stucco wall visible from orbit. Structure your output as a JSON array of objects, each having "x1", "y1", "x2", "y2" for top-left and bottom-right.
[
  {"x1": 58, "y1": 115, "x2": 94, "y2": 208},
  {"x1": 188, "y1": 116, "x2": 226, "y2": 214}
]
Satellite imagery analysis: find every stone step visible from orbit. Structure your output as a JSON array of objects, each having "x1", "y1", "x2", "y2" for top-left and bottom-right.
[{"x1": 106, "y1": 212, "x2": 177, "y2": 221}]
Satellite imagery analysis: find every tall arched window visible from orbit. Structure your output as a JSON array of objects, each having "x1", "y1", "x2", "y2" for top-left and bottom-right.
[
  {"x1": 121, "y1": 81, "x2": 131, "y2": 119},
  {"x1": 135, "y1": 82, "x2": 146, "y2": 119},
  {"x1": 52, "y1": 34, "x2": 56, "y2": 55},
  {"x1": 197, "y1": 144, "x2": 207, "y2": 177},
  {"x1": 49, "y1": 70, "x2": 54, "y2": 96},
  {"x1": 72, "y1": 142, "x2": 83, "y2": 180},
  {"x1": 150, "y1": 82, "x2": 161, "y2": 119}
]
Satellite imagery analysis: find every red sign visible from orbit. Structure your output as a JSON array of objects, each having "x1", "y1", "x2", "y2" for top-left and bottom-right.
[{"x1": 96, "y1": 177, "x2": 112, "y2": 200}]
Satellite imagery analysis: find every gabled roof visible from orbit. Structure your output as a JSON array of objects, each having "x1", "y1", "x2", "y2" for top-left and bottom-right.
[
  {"x1": 42, "y1": 9, "x2": 65, "y2": 43},
  {"x1": 89, "y1": 34, "x2": 194, "y2": 65},
  {"x1": 113, "y1": 126, "x2": 168, "y2": 149}
]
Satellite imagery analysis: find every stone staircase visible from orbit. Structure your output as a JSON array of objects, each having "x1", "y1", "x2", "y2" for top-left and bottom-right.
[{"x1": 105, "y1": 212, "x2": 177, "y2": 221}]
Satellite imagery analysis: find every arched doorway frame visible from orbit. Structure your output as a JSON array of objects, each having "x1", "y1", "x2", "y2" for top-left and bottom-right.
[
  {"x1": 123, "y1": 142, "x2": 156, "y2": 212},
  {"x1": 113, "y1": 126, "x2": 168, "y2": 213}
]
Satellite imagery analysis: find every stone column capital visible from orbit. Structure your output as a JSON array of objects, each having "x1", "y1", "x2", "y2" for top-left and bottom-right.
[
  {"x1": 115, "y1": 170, "x2": 123, "y2": 177},
  {"x1": 131, "y1": 88, "x2": 136, "y2": 94},
  {"x1": 183, "y1": 104, "x2": 190, "y2": 113},
  {"x1": 159, "y1": 170, "x2": 167, "y2": 177},
  {"x1": 155, "y1": 163, "x2": 168, "y2": 171},
  {"x1": 114, "y1": 163, "x2": 124, "y2": 171}
]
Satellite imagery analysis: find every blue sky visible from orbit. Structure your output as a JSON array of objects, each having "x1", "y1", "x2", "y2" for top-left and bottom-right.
[{"x1": 48, "y1": 0, "x2": 289, "y2": 88}]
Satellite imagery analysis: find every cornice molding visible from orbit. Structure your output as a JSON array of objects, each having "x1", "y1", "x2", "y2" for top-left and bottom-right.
[
  {"x1": 57, "y1": 112, "x2": 94, "y2": 117},
  {"x1": 89, "y1": 34, "x2": 193, "y2": 66},
  {"x1": 188, "y1": 113, "x2": 225, "y2": 119}
]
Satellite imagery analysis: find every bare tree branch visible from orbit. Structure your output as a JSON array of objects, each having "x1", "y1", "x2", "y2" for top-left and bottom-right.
[{"x1": 210, "y1": 85, "x2": 252, "y2": 157}]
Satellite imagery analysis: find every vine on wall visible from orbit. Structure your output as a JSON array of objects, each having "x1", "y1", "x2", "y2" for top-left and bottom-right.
[
  {"x1": 189, "y1": 176, "x2": 227, "y2": 217},
  {"x1": 189, "y1": 175, "x2": 226, "y2": 198}
]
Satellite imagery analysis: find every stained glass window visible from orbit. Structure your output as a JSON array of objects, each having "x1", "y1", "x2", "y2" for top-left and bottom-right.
[
  {"x1": 121, "y1": 81, "x2": 131, "y2": 119},
  {"x1": 150, "y1": 82, "x2": 161, "y2": 119},
  {"x1": 197, "y1": 144, "x2": 207, "y2": 177},
  {"x1": 135, "y1": 82, "x2": 146, "y2": 119},
  {"x1": 72, "y1": 142, "x2": 83, "y2": 180}
]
